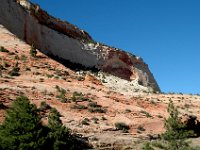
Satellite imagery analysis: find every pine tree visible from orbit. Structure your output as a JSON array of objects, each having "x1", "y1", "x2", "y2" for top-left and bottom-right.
[
  {"x1": 0, "y1": 96, "x2": 91, "y2": 150},
  {"x1": 161, "y1": 99, "x2": 195, "y2": 150},
  {"x1": 47, "y1": 108, "x2": 75, "y2": 150},
  {"x1": 0, "y1": 96, "x2": 46, "y2": 150}
]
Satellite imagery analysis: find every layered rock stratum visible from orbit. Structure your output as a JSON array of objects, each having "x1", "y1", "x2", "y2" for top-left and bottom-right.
[
  {"x1": 1, "y1": 1, "x2": 200, "y2": 149},
  {"x1": 0, "y1": 0, "x2": 160, "y2": 93}
]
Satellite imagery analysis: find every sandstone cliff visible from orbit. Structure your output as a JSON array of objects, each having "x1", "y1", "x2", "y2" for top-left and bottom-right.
[{"x1": 0, "y1": 0, "x2": 160, "y2": 92}]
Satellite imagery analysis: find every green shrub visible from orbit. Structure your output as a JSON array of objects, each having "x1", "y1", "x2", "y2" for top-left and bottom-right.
[
  {"x1": 143, "y1": 142, "x2": 154, "y2": 150},
  {"x1": 87, "y1": 102, "x2": 101, "y2": 108},
  {"x1": 0, "y1": 96, "x2": 46, "y2": 149},
  {"x1": 0, "y1": 96, "x2": 91, "y2": 150},
  {"x1": 88, "y1": 107, "x2": 107, "y2": 113},
  {"x1": 137, "y1": 125, "x2": 145, "y2": 131},
  {"x1": 125, "y1": 109, "x2": 131, "y2": 113},
  {"x1": 82, "y1": 118, "x2": 90, "y2": 125},
  {"x1": 0, "y1": 102, "x2": 5, "y2": 109},
  {"x1": 72, "y1": 91, "x2": 84, "y2": 102},
  {"x1": 21, "y1": 55, "x2": 27, "y2": 61},
  {"x1": 146, "y1": 100, "x2": 198, "y2": 150},
  {"x1": 91, "y1": 117, "x2": 99, "y2": 124},
  {"x1": 30, "y1": 44, "x2": 37, "y2": 57},
  {"x1": 0, "y1": 46, "x2": 9, "y2": 53},
  {"x1": 161, "y1": 100, "x2": 195, "y2": 149},
  {"x1": 140, "y1": 110, "x2": 152, "y2": 118},
  {"x1": 40, "y1": 101, "x2": 51, "y2": 111},
  {"x1": 115, "y1": 122, "x2": 129, "y2": 132},
  {"x1": 55, "y1": 86, "x2": 67, "y2": 103},
  {"x1": 9, "y1": 62, "x2": 20, "y2": 76},
  {"x1": 72, "y1": 104, "x2": 87, "y2": 110},
  {"x1": 101, "y1": 116, "x2": 107, "y2": 120}
]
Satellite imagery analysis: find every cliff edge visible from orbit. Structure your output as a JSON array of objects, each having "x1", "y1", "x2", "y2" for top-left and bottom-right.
[{"x1": 0, "y1": 0, "x2": 160, "y2": 93}]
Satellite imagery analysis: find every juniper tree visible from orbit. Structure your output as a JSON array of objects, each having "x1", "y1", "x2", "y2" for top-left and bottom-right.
[
  {"x1": 161, "y1": 100, "x2": 195, "y2": 150},
  {"x1": 0, "y1": 96, "x2": 91, "y2": 150},
  {"x1": 0, "y1": 96, "x2": 47, "y2": 150}
]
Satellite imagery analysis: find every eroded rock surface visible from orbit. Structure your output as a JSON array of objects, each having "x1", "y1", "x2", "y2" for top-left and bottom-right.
[{"x1": 0, "y1": 0, "x2": 160, "y2": 92}]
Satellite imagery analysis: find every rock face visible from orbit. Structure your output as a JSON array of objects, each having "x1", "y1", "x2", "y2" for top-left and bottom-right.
[{"x1": 0, "y1": 0, "x2": 160, "y2": 92}]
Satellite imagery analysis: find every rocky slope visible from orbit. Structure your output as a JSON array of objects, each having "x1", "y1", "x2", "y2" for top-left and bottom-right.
[
  {"x1": 1, "y1": 0, "x2": 200, "y2": 149},
  {"x1": 0, "y1": 0, "x2": 160, "y2": 93},
  {"x1": 0, "y1": 19, "x2": 200, "y2": 150}
]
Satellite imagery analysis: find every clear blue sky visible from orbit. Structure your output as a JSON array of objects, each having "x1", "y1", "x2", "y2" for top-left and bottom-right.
[{"x1": 30, "y1": 0, "x2": 200, "y2": 94}]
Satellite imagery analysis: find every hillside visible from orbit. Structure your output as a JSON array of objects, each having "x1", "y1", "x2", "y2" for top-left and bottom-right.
[
  {"x1": 1, "y1": 23, "x2": 200, "y2": 149},
  {"x1": 0, "y1": 0, "x2": 200, "y2": 149}
]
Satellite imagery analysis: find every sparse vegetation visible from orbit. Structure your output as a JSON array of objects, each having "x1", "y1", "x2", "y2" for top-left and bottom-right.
[
  {"x1": 101, "y1": 116, "x2": 107, "y2": 120},
  {"x1": 55, "y1": 85, "x2": 67, "y2": 103},
  {"x1": 160, "y1": 100, "x2": 195, "y2": 149},
  {"x1": 72, "y1": 104, "x2": 87, "y2": 110},
  {"x1": 88, "y1": 107, "x2": 107, "y2": 113},
  {"x1": 0, "y1": 46, "x2": 9, "y2": 53},
  {"x1": 145, "y1": 100, "x2": 198, "y2": 150},
  {"x1": 0, "y1": 102, "x2": 5, "y2": 109},
  {"x1": 91, "y1": 117, "x2": 99, "y2": 124},
  {"x1": 82, "y1": 118, "x2": 90, "y2": 125},
  {"x1": 9, "y1": 62, "x2": 20, "y2": 76},
  {"x1": 88, "y1": 102, "x2": 101, "y2": 108},
  {"x1": 137, "y1": 125, "x2": 145, "y2": 132},
  {"x1": 77, "y1": 76, "x2": 84, "y2": 81},
  {"x1": 140, "y1": 110, "x2": 152, "y2": 118},
  {"x1": 125, "y1": 109, "x2": 131, "y2": 113},
  {"x1": 21, "y1": 55, "x2": 27, "y2": 61},
  {"x1": 30, "y1": 44, "x2": 37, "y2": 57},
  {"x1": 40, "y1": 101, "x2": 51, "y2": 111},
  {"x1": 87, "y1": 102, "x2": 107, "y2": 113},
  {"x1": 115, "y1": 122, "x2": 130, "y2": 132},
  {"x1": 72, "y1": 91, "x2": 89, "y2": 102},
  {"x1": 143, "y1": 142, "x2": 154, "y2": 150}
]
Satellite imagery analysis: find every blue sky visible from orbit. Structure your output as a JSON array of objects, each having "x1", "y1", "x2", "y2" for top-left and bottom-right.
[{"x1": 30, "y1": 0, "x2": 200, "y2": 94}]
